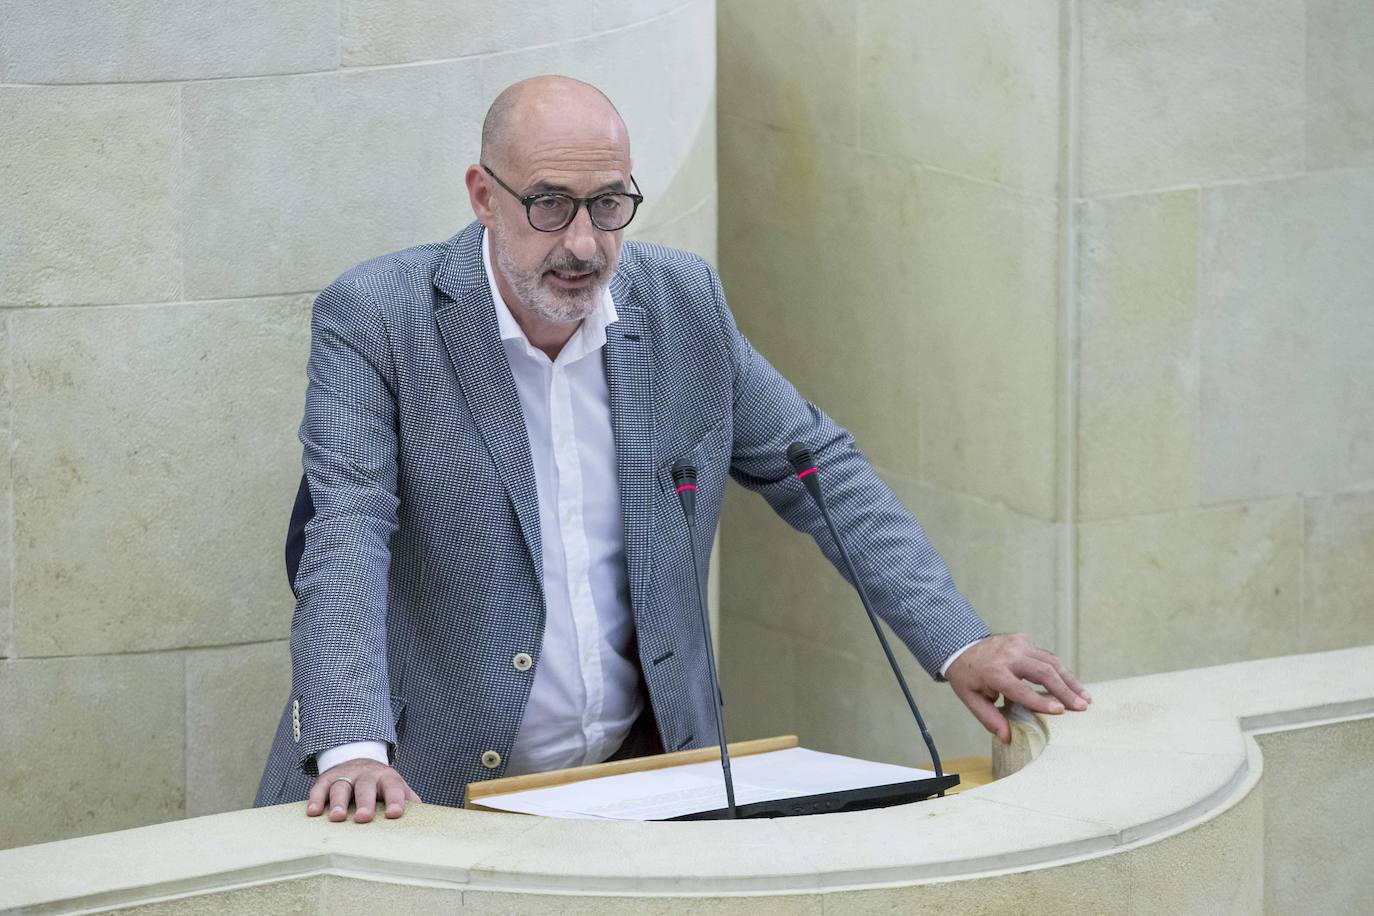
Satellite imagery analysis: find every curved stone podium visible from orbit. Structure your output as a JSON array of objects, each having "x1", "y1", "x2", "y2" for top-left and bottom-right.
[{"x1": 2, "y1": 646, "x2": 1371, "y2": 914}]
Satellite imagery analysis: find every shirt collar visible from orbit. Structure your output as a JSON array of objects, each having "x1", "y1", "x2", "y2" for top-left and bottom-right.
[{"x1": 482, "y1": 230, "x2": 618, "y2": 357}]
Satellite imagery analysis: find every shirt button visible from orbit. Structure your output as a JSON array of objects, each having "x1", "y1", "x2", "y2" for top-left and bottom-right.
[
  {"x1": 512, "y1": 652, "x2": 533, "y2": 671},
  {"x1": 481, "y1": 750, "x2": 502, "y2": 769}
]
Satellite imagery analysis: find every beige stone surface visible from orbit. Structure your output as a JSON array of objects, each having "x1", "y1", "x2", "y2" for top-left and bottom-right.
[
  {"x1": 0, "y1": 1, "x2": 337, "y2": 83},
  {"x1": 186, "y1": 641, "x2": 293, "y2": 817},
  {"x1": 9, "y1": 647, "x2": 1374, "y2": 911},
  {"x1": 325, "y1": 876, "x2": 824, "y2": 914},
  {"x1": 1078, "y1": 500, "x2": 1302, "y2": 681},
  {"x1": 0, "y1": 653, "x2": 184, "y2": 850},
  {"x1": 1079, "y1": 0, "x2": 1305, "y2": 194},
  {"x1": 180, "y1": 62, "x2": 484, "y2": 300},
  {"x1": 1258, "y1": 717, "x2": 1374, "y2": 915},
  {"x1": 719, "y1": 0, "x2": 857, "y2": 143},
  {"x1": 1077, "y1": 190, "x2": 1200, "y2": 520},
  {"x1": 11, "y1": 298, "x2": 308, "y2": 656},
  {"x1": 887, "y1": 474, "x2": 1059, "y2": 650},
  {"x1": 477, "y1": 0, "x2": 716, "y2": 240},
  {"x1": 0, "y1": 317, "x2": 10, "y2": 658},
  {"x1": 340, "y1": 0, "x2": 684, "y2": 67},
  {"x1": 110, "y1": 877, "x2": 321, "y2": 915},
  {"x1": 913, "y1": 168, "x2": 1060, "y2": 520},
  {"x1": 720, "y1": 613, "x2": 797, "y2": 744},
  {"x1": 718, "y1": 117, "x2": 921, "y2": 477},
  {"x1": 635, "y1": 195, "x2": 717, "y2": 263},
  {"x1": 856, "y1": 0, "x2": 1061, "y2": 195},
  {"x1": 1302, "y1": 490, "x2": 1374, "y2": 653},
  {"x1": 1306, "y1": 0, "x2": 1374, "y2": 169},
  {"x1": 1198, "y1": 170, "x2": 1374, "y2": 504},
  {"x1": 0, "y1": 84, "x2": 180, "y2": 308}
]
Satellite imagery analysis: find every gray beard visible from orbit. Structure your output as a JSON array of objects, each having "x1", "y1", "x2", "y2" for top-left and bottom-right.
[{"x1": 491, "y1": 224, "x2": 607, "y2": 324}]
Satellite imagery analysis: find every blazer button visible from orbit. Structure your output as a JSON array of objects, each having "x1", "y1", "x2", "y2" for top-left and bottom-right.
[
  {"x1": 512, "y1": 652, "x2": 533, "y2": 671},
  {"x1": 291, "y1": 699, "x2": 301, "y2": 742},
  {"x1": 481, "y1": 750, "x2": 502, "y2": 769}
]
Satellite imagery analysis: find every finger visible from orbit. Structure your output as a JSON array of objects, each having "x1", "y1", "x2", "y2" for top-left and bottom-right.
[
  {"x1": 1029, "y1": 648, "x2": 1092, "y2": 704},
  {"x1": 353, "y1": 774, "x2": 379, "y2": 824},
  {"x1": 306, "y1": 774, "x2": 332, "y2": 817},
  {"x1": 1001, "y1": 678, "x2": 1065, "y2": 715},
  {"x1": 328, "y1": 777, "x2": 354, "y2": 822},
  {"x1": 955, "y1": 684, "x2": 1010, "y2": 744},
  {"x1": 1019, "y1": 659, "x2": 1086, "y2": 711},
  {"x1": 405, "y1": 784, "x2": 422, "y2": 803},
  {"x1": 380, "y1": 774, "x2": 408, "y2": 818}
]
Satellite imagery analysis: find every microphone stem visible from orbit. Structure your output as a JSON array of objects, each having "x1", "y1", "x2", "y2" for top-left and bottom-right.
[
  {"x1": 687, "y1": 516, "x2": 738, "y2": 817},
  {"x1": 813, "y1": 492, "x2": 944, "y2": 779}
]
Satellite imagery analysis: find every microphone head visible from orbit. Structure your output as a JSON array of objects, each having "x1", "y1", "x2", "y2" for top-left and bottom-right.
[
  {"x1": 786, "y1": 442, "x2": 815, "y2": 474},
  {"x1": 671, "y1": 458, "x2": 698, "y2": 486}
]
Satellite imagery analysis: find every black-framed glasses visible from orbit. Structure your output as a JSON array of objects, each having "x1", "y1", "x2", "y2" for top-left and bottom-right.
[{"x1": 482, "y1": 164, "x2": 644, "y2": 232}]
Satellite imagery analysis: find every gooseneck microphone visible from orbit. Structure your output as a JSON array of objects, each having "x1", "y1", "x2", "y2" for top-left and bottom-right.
[
  {"x1": 786, "y1": 443, "x2": 945, "y2": 780},
  {"x1": 671, "y1": 459, "x2": 738, "y2": 817}
]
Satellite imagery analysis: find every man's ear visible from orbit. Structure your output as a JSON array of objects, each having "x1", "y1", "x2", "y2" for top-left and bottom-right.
[{"x1": 466, "y1": 164, "x2": 494, "y2": 227}]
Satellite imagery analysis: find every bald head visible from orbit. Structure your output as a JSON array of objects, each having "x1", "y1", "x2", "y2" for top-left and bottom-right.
[{"x1": 480, "y1": 76, "x2": 628, "y2": 173}]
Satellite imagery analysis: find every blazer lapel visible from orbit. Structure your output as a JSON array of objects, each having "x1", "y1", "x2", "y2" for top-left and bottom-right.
[
  {"x1": 604, "y1": 270, "x2": 658, "y2": 625},
  {"x1": 432, "y1": 224, "x2": 544, "y2": 589}
]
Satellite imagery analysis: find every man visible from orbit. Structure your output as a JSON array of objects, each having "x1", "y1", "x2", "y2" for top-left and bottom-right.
[{"x1": 255, "y1": 76, "x2": 1090, "y2": 824}]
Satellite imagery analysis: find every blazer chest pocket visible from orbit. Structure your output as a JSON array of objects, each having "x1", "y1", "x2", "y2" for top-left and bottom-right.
[{"x1": 658, "y1": 419, "x2": 730, "y2": 522}]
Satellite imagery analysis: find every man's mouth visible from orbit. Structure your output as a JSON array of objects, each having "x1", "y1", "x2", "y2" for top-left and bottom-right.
[{"x1": 547, "y1": 268, "x2": 597, "y2": 288}]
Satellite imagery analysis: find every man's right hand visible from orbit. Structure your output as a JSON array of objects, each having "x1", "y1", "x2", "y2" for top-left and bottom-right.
[{"x1": 306, "y1": 758, "x2": 421, "y2": 823}]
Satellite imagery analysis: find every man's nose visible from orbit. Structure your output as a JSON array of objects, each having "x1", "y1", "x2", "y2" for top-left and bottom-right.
[{"x1": 563, "y1": 206, "x2": 600, "y2": 261}]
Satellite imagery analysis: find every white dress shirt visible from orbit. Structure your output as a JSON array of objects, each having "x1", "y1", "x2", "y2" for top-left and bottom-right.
[{"x1": 317, "y1": 234, "x2": 641, "y2": 776}]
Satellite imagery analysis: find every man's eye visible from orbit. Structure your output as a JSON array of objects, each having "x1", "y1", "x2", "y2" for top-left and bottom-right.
[
  {"x1": 595, "y1": 196, "x2": 622, "y2": 211},
  {"x1": 532, "y1": 197, "x2": 564, "y2": 210}
]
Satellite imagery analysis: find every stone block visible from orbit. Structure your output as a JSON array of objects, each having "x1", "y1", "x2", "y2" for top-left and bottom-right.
[
  {"x1": 912, "y1": 168, "x2": 1060, "y2": 520},
  {"x1": 1079, "y1": 0, "x2": 1305, "y2": 194},
  {"x1": 0, "y1": 317, "x2": 10, "y2": 658},
  {"x1": 1302, "y1": 490, "x2": 1374, "y2": 652},
  {"x1": 186, "y1": 641, "x2": 293, "y2": 817},
  {"x1": 1306, "y1": 0, "x2": 1374, "y2": 169},
  {"x1": 719, "y1": 121, "x2": 921, "y2": 478},
  {"x1": 180, "y1": 62, "x2": 484, "y2": 300},
  {"x1": 477, "y1": 0, "x2": 716, "y2": 238},
  {"x1": 111, "y1": 878, "x2": 321, "y2": 916},
  {"x1": 1198, "y1": 170, "x2": 1374, "y2": 504},
  {"x1": 857, "y1": 0, "x2": 1061, "y2": 195},
  {"x1": 0, "y1": 654, "x2": 184, "y2": 849},
  {"x1": 0, "y1": 84, "x2": 179, "y2": 307},
  {"x1": 1077, "y1": 190, "x2": 1200, "y2": 520},
  {"x1": 719, "y1": 0, "x2": 857, "y2": 143},
  {"x1": 1258, "y1": 718, "x2": 1374, "y2": 915},
  {"x1": 340, "y1": 0, "x2": 683, "y2": 67},
  {"x1": 886, "y1": 474, "x2": 1060, "y2": 653},
  {"x1": 11, "y1": 298, "x2": 309, "y2": 657},
  {"x1": 0, "y1": 1, "x2": 337, "y2": 83},
  {"x1": 719, "y1": 614, "x2": 797, "y2": 744},
  {"x1": 1078, "y1": 500, "x2": 1302, "y2": 681},
  {"x1": 324, "y1": 876, "x2": 822, "y2": 914}
]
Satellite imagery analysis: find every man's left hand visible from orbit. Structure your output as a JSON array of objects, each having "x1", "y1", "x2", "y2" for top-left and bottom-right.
[{"x1": 945, "y1": 633, "x2": 1091, "y2": 744}]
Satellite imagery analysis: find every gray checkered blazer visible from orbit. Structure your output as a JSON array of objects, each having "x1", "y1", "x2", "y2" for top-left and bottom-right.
[{"x1": 254, "y1": 220, "x2": 989, "y2": 808}]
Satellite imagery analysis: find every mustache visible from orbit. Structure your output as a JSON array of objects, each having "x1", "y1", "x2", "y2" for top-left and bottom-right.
[{"x1": 543, "y1": 253, "x2": 607, "y2": 275}]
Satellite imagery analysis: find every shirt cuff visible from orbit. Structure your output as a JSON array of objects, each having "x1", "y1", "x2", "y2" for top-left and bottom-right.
[
  {"x1": 939, "y1": 637, "x2": 985, "y2": 678},
  {"x1": 316, "y1": 740, "x2": 389, "y2": 774}
]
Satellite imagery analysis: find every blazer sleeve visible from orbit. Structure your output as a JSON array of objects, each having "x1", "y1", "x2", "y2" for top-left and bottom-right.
[
  {"x1": 708, "y1": 266, "x2": 992, "y2": 680},
  {"x1": 288, "y1": 277, "x2": 401, "y2": 774}
]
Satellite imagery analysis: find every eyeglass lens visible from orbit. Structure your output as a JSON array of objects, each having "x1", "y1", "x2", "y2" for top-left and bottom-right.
[{"x1": 528, "y1": 194, "x2": 636, "y2": 231}]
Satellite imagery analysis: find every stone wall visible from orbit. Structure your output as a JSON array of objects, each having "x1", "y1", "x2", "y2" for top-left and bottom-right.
[
  {"x1": 0, "y1": 0, "x2": 715, "y2": 850},
  {"x1": 716, "y1": 0, "x2": 1374, "y2": 763}
]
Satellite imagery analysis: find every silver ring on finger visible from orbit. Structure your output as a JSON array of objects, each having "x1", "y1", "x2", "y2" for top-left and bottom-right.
[{"x1": 331, "y1": 775, "x2": 355, "y2": 787}]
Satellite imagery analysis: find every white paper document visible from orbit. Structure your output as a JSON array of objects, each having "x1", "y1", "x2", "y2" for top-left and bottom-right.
[{"x1": 472, "y1": 747, "x2": 935, "y2": 820}]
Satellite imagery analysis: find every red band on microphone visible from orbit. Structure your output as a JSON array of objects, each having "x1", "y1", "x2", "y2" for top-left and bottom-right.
[
  {"x1": 675, "y1": 484, "x2": 698, "y2": 493},
  {"x1": 796, "y1": 467, "x2": 817, "y2": 479}
]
